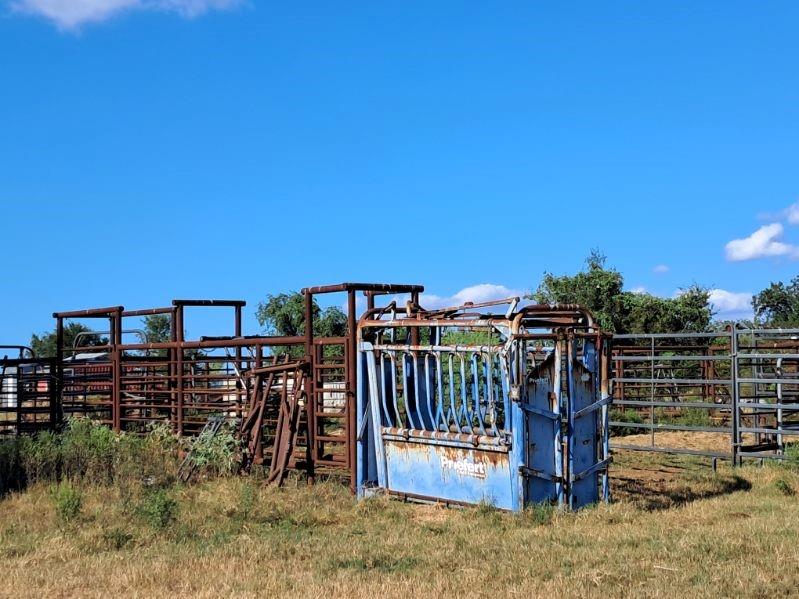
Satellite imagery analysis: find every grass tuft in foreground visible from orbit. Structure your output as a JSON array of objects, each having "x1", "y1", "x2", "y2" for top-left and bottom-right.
[{"x1": 0, "y1": 452, "x2": 798, "y2": 598}]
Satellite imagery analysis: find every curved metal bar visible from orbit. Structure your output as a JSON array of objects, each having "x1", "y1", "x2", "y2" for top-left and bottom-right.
[
  {"x1": 447, "y1": 353, "x2": 461, "y2": 433},
  {"x1": 380, "y1": 351, "x2": 393, "y2": 428},
  {"x1": 389, "y1": 352, "x2": 401, "y2": 429},
  {"x1": 424, "y1": 354, "x2": 436, "y2": 431},
  {"x1": 434, "y1": 352, "x2": 446, "y2": 431},
  {"x1": 459, "y1": 354, "x2": 472, "y2": 433},
  {"x1": 403, "y1": 351, "x2": 418, "y2": 430},
  {"x1": 471, "y1": 352, "x2": 487, "y2": 436},
  {"x1": 484, "y1": 351, "x2": 499, "y2": 436}
]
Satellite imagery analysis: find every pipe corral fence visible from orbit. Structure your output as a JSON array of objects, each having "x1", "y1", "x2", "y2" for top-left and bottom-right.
[
  {"x1": 1, "y1": 283, "x2": 797, "y2": 509},
  {"x1": 611, "y1": 328, "x2": 799, "y2": 465}
]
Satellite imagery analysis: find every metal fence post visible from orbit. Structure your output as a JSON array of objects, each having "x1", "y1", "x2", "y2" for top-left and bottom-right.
[{"x1": 730, "y1": 326, "x2": 740, "y2": 466}]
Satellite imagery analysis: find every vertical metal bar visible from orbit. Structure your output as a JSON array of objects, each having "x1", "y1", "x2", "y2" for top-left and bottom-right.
[
  {"x1": 601, "y1": 334, "x2": 611, "y2": 502},
  {"x1": 566, "y1": 333, "x2": 576, "y2": 510},
  {"x1": 731, "y1": 327, "x2": 740, "y2": 466},
  {"x1": 347, "y1": 290, "x2": 357, "y2": 492},
  {"x1": 303, "y1": 290, "x2": 315, "y2": 483},
  {"x1": 235, "y1": 304, "x2": 243, "y2": 421},
  {"x1": 111, "y1": 311, "x2": 122, "y2": 432},
  {"x1": 553, "y1": 333, "x2": 564, "y2": 507},
  {"x1": 650, "y1": 336, "x2": 655, "y2": 448},
  {"x1": 776, "y1": 356, "x2": 784, "y2": 452},
  {"x1": 175, "y1": 305, "x2": 184, "y2": 435},
  {"x1": 55, "y1": 317, "x2": 64, "y2": 429}
]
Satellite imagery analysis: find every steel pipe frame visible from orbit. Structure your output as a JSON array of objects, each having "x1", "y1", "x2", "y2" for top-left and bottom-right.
[
  {"x1": 301, "y1": 283, "x2": 424, "y2": 492},
  {"x1": 356, "y1": 301, "x2": 610, "y2": 509}
]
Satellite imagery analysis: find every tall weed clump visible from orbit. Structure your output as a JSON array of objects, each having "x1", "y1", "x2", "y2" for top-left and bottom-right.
[
  {"x1": 186, "y1": 423, "x2": 237, "y2": 478},
  {"x1": 0, "y1": 418, "x2": 183, "y2": 495},
  {"x1": 49, "y1": 481, "x2": 83, "y2": 525},
  {"x1": 60, "y1": 418, "x2": 117, "y2": 484}
]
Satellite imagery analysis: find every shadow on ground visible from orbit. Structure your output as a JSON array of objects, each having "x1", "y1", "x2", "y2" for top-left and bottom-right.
[{"x1": 611, "y1": 454, "x2": 752, "y2": 511}]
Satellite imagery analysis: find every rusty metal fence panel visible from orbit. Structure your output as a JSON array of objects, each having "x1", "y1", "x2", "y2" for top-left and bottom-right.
[{"x1": 0, "y1": 354, "x2": 57, "y2": 435}]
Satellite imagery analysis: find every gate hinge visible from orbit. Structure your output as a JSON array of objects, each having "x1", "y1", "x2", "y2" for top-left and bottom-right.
[{"x1": 518, "y1": 465, "x2": 561, "y2": 483}]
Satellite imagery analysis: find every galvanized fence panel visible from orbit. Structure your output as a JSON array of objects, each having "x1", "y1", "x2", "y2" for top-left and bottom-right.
[
  {"x1": 610, "y1": 331, "x2": 736, "y2": 461},
  {"x1": 734, "y1": 328, "x2": 799, "y2": 460},
  {"x1": 612, "y1": 329, "x2": 799, "y2": 463}
]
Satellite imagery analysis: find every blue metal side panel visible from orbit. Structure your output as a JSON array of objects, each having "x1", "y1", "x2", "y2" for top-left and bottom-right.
[
  {"x1": 383, "y1": 440, "x2": 514, "y2": 510},
  {"x1": 525, "y1": 359, "x2": 557, "y2": 504},
  {"x1": 571, "y1": 357, "x2": 599, "y2": 508},
  {"x1": 355, "y1": 352, "x2": 377, "y2": 497},
  {"x1": 356, "y1": 344, "x2": 376, "y2": 497}
]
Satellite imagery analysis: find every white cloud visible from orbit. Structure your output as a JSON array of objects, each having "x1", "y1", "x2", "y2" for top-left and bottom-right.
[
  {"x1": 652, "y1": 265, "x2": 669, "y2": 274},
  {"x1": 786, "y1": 202, "x2": 799, "y2": 226},
  {"x1": 9, "y1": 0, "x2": 241, "y2": 29},
  {"x1": 708, "y1": 288, "x2": 753, "y2": 319},
  {"x1": 724, "y1": 223, "x2": 799, "y2": 262},
  {"x1": 630, "y1": 286, "x2": 647, "y2": 294},
  {"x1": 422, "y1": 283, "x2": 524, "y2": 310}
]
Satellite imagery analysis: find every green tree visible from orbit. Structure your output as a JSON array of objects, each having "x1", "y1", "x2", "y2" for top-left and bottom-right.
[
  {"x1": 753, "y1": 276, "x2": 799, "y2": 327},
  {"x1": 30, "y1": 322, "x2": 107, "y2": 358},
  {"x1": 531, "y1": 250, "x2": 625, "y2": 331},
  {"x1": 531, "y1": 251, "x2": 713, "y2": 334},
  {"x1": 142, "y1": 314, "x2": 172, "y2": 344},
  {"x1": 256, "y1": 292, "x2": 347, "y2": 357}
]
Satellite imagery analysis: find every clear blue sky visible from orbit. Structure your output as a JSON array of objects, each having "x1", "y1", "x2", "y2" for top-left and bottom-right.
[{"x1": 1, "y1": 2, "x2": 798, "y2": 344}]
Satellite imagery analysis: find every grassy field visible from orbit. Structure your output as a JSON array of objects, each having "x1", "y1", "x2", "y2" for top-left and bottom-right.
[{"x1": 1, "y1": 433, "x2": 799, "y2": 597}]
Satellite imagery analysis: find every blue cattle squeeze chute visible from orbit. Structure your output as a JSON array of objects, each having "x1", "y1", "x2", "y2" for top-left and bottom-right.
[{"x1": 356, "y1": 299, "x2": 611, "y2": 511}]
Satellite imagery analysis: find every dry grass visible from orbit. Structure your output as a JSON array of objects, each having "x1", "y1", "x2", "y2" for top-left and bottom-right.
[{"x1": 1, "y1": 453, "x2": 799, "y2": 598}]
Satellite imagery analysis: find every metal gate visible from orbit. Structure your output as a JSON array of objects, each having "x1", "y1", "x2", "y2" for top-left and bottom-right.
[
  {"x1": 0, "y1": 347, "x2": 56, "y2": 435},
  {"x1": 611, "y1": 328, "x2": 799, "y2": 463},
  {"x1": 357, "y1": 301, "x2": 611, "y2": 510}
]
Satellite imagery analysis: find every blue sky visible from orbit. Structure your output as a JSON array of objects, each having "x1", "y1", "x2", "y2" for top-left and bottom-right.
[{"x1": 1, "y1": 2, "x2": 798, "y2": 344}]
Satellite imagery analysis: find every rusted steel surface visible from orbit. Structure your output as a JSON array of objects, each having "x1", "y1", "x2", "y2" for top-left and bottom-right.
[
  {"x1": 1, "y1": 282, "x2": 423, "y2": 488},
  {"x1": 0, "y1": 345, "x2": 56, "y2": 436}
]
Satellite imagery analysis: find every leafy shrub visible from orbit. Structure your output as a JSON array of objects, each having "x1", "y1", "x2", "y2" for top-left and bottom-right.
[
  {"x1": 139, "y1": 489, "x2": 178, "y2": 530},
  {"x1": 115, "y1": 422, "x2": 179, "y2": 488},
  {"x1": 61, "y1": 419, "x2": 117, "y2": 483},
  {"x1": 524, "y1": 502, "x2": 555, "y2": 525},
  {"x1": 187, "y1": 424, "x2": 237, "y2": 478},
  {"x1": 50, "y1": 482, "x2": 83, "y2": 524},
  {"x1": 655, "y1": 407, "x2": 713, "y2": 428},
  {"x1": 774, "y1": 478, "x2": 795, "y2": 497},
  {"x1": 21, "y1": 431, "x2": 61, "y2": 483},
  {"x1": 610, "y1": 409, "x2": 644, "y2": 436},
  {"x1": 102, "y1": 527, "x2": 134, "y2": 550},
  {"x1": 237, "y1": 481, "x2": 256, "y2": 520},
  {"x1": 783, "y1": 443, "x2": 799, "y2": 470},
  {"x1": 0, "y1": 438, "x2": 25, "y2": 495}
]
